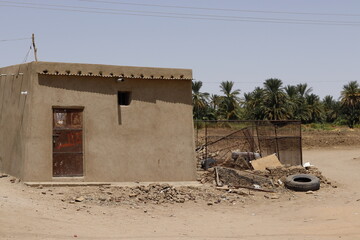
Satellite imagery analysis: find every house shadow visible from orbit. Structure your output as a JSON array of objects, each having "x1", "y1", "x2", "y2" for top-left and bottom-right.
[{"x1": 38, "y1": 75, "x2": 192, "y2": 105}]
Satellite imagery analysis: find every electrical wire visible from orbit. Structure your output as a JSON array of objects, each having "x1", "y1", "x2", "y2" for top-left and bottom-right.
[
  {"x1": 0, "y1": 37, "x2": 30, "y2": 42},
  {"x1": 22, "y1": 45, "x2": 32, "y2": 63},
  {"x1": 1, "y1": 1, "x2": 360, "y2": 25},
  {"x1": 0, "y1": 2, "x2": 360, "y2": 26},
  {"x1": 78, "y1": 0, "x2": 360, "y2": 17},
  {"x1": 201, "y1": 80, "x2": 353, "y2": 84}
]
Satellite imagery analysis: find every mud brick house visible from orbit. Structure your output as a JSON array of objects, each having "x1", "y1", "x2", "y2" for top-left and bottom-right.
[{"x1": 0, "y1": 62, "x2": 196, "y2": 182}]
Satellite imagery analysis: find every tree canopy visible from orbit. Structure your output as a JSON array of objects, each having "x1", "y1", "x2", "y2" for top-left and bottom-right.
[{"x1": 191, "y1": 79, "x2": 360, "y2": 128}]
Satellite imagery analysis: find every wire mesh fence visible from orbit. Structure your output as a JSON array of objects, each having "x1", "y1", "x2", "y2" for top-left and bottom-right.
[{"x1": 195, "y1": 120, "x2": 302, "y2": 169}]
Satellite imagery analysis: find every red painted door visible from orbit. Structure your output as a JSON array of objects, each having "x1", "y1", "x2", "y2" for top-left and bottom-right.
[{"x1": 53, "y1": 108, "x2": 83, "y2": 177}]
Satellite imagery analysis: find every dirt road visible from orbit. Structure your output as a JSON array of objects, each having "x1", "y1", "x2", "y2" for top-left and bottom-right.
[{"x1": 1, "y1": 147, "x2": 360, "y2": 240}]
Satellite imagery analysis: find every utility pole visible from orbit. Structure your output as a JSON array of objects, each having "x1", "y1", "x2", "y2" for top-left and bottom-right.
[{"x1": 32, "y1": 33, "x2": 38, "y2": 62}]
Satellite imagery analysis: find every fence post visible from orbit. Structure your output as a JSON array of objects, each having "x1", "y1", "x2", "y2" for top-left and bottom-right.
[
  {"x1": 299, "y1": 122, "x2": 303, "y2": 165},
  {"x1": 205, "y1": 121, "x2": 208, "y2": 160},
  {"x1": 274, "y1": 123, "x2": 280, "y2": 161}
]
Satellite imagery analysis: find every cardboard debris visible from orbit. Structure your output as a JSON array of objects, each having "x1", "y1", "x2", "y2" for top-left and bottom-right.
[{"x1": 250, "y1": 154, "x2": 282, "y2": 171}]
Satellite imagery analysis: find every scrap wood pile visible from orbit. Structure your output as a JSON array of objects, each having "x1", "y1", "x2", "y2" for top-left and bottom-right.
[
  {"x1": 199, "y1": 165, "x2": 334, "y2": 191},
  {"x1": 194, "y1": 123, "x2": 331, "y2": 192}
]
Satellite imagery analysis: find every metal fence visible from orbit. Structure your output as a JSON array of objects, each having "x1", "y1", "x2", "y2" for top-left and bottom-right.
[{"x1": 195, "y1": 120, "x2": 302, "y2": 168}]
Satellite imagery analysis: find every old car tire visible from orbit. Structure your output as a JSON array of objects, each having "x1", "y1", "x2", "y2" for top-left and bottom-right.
[{"x1": 285, "y1": 174, "x2": 320, "y2": 191}]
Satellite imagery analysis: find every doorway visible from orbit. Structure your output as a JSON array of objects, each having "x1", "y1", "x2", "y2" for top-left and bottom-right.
[{"x1": 52, "y1": 108, "x2": 84, "y2": 177}]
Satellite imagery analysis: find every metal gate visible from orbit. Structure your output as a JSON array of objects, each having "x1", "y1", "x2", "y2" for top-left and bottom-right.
[{"x1": 195, "y1": 120, "x2": 302, "y2": 167}]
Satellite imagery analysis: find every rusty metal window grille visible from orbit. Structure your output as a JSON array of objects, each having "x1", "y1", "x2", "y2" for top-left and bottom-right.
[
  {"x1": 118, "y1": 91, "x2": 131, "y2": 106},
  {"x1": 53, "y1": 108, "x2": 84, "y2": 177}
]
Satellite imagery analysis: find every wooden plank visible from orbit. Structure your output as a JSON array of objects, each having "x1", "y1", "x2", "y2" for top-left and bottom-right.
[
  {"x1": 214, "y1": 167, "x2": 222, "y2": 187},
  {"x1": 234, "y1": 185, "x2": 276, "y2": 193}
]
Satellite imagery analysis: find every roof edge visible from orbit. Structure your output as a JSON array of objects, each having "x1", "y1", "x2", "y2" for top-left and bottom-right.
[{"x1": 34, "y1": 61, "x2": 192, "y2": 80}]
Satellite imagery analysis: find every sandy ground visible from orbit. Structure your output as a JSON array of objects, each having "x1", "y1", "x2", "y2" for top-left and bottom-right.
[{"x1": 1, "y1": 147, "x2": 360, "y2": 240}]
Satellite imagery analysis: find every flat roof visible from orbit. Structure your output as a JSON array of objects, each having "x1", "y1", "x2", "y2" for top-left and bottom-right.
[{"x1": 0, "y1": 61, "x2": 193, "y2": 80}]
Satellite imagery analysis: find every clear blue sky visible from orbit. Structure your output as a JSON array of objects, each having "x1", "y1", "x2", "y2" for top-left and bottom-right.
[{"x1": 1, "y1": 0, "x2": 360, "y2": 99}]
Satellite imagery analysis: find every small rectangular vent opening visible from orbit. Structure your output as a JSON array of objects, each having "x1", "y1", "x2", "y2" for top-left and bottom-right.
[{"x1": 118, "y1": 91, "x2": 131, "y2": 106}]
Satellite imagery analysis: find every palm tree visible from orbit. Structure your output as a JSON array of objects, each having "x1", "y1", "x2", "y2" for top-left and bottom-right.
[
  {"x1": 218, "y1": 81, "x2": 241, "y2": 120},
  {"x1": 209, "y1": 94, "x2": 221, "y2": 112},
  {"x1": 192, "y1": 81, "x2": 209, "y2": 120},
  {"x1": 290, "y1": 83, "x2": 313, "y2": 122},
  {"x1": 243, "y1": 87, "x2": 265, "y2": 120},
  {"x1": 341, "y1": 81, "x2": 360, "y2": 107},
  {"x1": 340, "y1": 81, "x2": 360, "y2": 128},
  {"x1": 262, "y1": 78, "x2": 291, "y2": 120},
  {"x1": 323, "y1": 95, "x2": 340, "y2": 123},
  {"x1": 284, "y1": 85, "x2": 298, "y2": 100},
  {"x1": 306, "y1": 94, "x2": 323, "y2": 123},
  {"x1": 205, "y1": 94, "x2": 221, "y2": 120},
  {"x1": 284, "y1": 85, "x2": 300, "y2": 119},
  {"x1": 297, "y1": 83, "x2": 312, "y2": 98}
]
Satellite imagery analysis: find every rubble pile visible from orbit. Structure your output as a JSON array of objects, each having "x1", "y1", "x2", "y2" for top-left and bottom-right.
[
  {"x1": 64, "y1": 183, "x2": 249, "y2": 206},
  {"x1": 54, "y1": 164, "x2": 336, "y2": 207},
  {"x1": 216, "y1": 167, "x2": 273, "y2": 189},
  {"x1": 264, "y1": 166, "x2": 334, "y2": 187},
  {"x1": 198, "y1": 165, "x2": 335, "y2": 191}
]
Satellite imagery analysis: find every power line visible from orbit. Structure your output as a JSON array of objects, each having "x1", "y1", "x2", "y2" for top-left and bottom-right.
[
  {"x1": 78, "y1": 0, "x2": 360, "y2": 17},
  {"x1": 1, "y1": 2, "x2": 360, "y2": 26},
  {"x1": 202, "y1": 82, "x2": 263, "y2": 84},
  {"x1": 2, "y1": 1, "x2": 360, "y2": 25},
  {"x1": 22, "y1": 45, "x2": 32, "y2": 63},
  {"x1": 0, "y1": 37, "x2": 30, "y2": 42},
  {"x1": 201, "y1": 81, "x2": 353, "y2": 84}
]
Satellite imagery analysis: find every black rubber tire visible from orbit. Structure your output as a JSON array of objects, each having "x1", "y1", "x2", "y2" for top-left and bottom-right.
[{"x1": 285, "y1": 174, "x2": 320, "y2": 191}]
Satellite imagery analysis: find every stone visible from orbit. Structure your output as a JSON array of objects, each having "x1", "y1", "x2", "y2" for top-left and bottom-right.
[
  {"x1": 176, "y1": 198, "x2": 185, "y2": 203},
  {"x1": 264, "y1": 194, "x2": 279, "y2": 199},
  {"x1": 232, "y1": 189, "x2": 248, "y2": 196},
  {"x1": 75, "y1": 196, "x2": 85, "y2": 202},
  {"x1": 270, "y1": 194, "x2": 280, "y2": 199}
]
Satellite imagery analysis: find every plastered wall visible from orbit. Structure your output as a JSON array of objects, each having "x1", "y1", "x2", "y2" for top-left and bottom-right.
[
  {"x1": 0, "y1": 63, "x2": 33, "y2": 179},
  {"x1": 21, "y1": 62, "x2": 196, "y2": 182}
]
